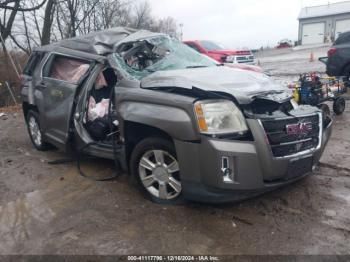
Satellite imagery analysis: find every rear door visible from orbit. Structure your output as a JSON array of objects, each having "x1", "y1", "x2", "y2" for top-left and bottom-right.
[
  {"x1": 22, "y1": 51, "x2": 46, "y2": 104},
  {"x1": 38, "y1": 53, "x2": 94, "y2": 148},
  {"x1": 302, "y1": 23, "x2": 325, "y2": 45}
]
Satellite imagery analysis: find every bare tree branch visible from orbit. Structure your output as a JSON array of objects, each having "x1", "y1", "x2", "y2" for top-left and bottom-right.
[
  {"x1": 9, "y1": 33, "x2": 29, "y2": 53},
  {"x1": 21, "y1": 11, "x2": 32, "y2": 52},
  {"x1": 0, "y1": 0, "x2": 47, "y2": 12},
  {"x1": 0, "y1": 0, "x2": 19, "y2": 40}
]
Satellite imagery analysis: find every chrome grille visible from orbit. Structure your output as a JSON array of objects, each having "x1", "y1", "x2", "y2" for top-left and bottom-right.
[{"x1": 261, "y1": 114, "x2": 321, "y2": 158}]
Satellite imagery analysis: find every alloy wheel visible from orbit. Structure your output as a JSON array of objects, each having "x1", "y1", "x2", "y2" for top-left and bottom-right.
[
  {"x1": 138, "y1": 150, "x2": 181, "y2": 200},
  {"x1": 28, "y1": 116, "x2": 42, "y2": 147}
]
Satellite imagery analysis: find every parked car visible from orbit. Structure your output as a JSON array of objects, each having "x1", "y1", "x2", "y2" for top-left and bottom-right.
[
  {"x1": 21, "y1": 28, "x2": 332, "y2": 204},
  {"x1": 276, "y1": 39, "x2": 293, "y2": 49},
  {"x1": 325, "y1": 31, "x2": 350, "y2": 77},
  {"x1": 184, "y1": 40, "x2": 255, "y2": 64}
]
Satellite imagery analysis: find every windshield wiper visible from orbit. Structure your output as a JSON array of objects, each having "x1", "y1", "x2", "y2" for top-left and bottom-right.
[{"x1": 186, "y1": 65, "x2": 209, "y2": 69}]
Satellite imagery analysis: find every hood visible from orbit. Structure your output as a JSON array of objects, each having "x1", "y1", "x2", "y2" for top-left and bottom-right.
[
  {"x1": 141, "y1": 66, "x2": 291, "y2": 104},
  {"x1": 225, "y1": 63, "x2": 264, "y2": 74}
]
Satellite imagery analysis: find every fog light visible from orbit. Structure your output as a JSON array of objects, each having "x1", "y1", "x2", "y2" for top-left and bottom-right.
[{"x1": 221, "y1": 157, "x2": 236, "y2": 183}]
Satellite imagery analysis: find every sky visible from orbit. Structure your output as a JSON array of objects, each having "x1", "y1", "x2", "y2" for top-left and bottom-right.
[{"x1": 145, "y1": 0, "x2": 347, "y2": 49}]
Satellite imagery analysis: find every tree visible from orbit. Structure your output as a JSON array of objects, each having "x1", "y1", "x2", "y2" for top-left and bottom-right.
[
  {"x1": 56, "y1": 0, "x2": 100, "y2": 38},
  {"x1": 0, "y1": 0, "x2": 47, "y2": 11},
  {"x1": 2, "y1": 0, "x2": 179, "y2": 52},
  {"x1": 154, "y1": 17, "x2": 178, "y2": 38},
  {"x1": 2, "y1": 0, "x2": 55, "y2": 53},
  {"x1": 0, "y1": 0, "x2": 47, "y2": 41},
  {"x1": 96, "y1": 0, "x2": 131, "y2": 29},
  {"x1": 132, "y1": 0, "x2": 153, "y2": 30},
  {"x1": 41, "y1": 0, "x2": 56, "y2": 45}
]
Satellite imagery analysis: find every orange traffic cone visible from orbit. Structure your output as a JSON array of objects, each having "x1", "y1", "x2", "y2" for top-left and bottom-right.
[{"x1": 309, "y1": 52, "x2": 315, "y2": 62}]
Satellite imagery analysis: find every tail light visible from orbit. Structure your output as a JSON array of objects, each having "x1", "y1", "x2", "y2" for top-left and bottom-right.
[{"x1": 327, "y1": 48, "x2": 337, "y2": 57}]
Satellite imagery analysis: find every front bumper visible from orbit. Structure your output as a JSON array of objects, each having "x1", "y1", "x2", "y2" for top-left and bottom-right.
[
  {"x1": 175, "y1": 118, "x2": 332, "y2": 203},
  {"x1": 226, "y1": 60, "x2": 256, "y2": 65}
]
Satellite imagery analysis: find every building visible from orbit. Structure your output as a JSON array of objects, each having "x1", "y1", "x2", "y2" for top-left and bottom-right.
[{"x1": 298, "y1": 1, "x2": 350, "y2": 45}]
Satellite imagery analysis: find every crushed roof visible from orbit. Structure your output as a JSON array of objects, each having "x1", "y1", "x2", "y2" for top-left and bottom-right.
[
  {"x1": 298, "y1": 1, "x2": 350, "y2": 19},
  {"x1": 35, "y1": 27, "x2": 163, "y2": 56}
]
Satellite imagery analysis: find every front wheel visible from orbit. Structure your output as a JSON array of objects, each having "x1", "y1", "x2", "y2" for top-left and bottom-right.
[{"x1": 130, "y1": 137, "x2": 184, "y2": 204}]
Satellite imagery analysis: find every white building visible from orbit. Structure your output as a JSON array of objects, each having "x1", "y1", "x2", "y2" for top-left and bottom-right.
[{"x1": 298, "y1": 1, "x2": 350, "y2": 45}]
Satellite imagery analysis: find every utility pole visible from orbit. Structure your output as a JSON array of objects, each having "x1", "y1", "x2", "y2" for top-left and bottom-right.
[
  {"x1": 5, "y1": 81, "x2": 17, "y2": 104},
  {"x1": 179, "y1": 23, "x2": 184, "y2": 41}
]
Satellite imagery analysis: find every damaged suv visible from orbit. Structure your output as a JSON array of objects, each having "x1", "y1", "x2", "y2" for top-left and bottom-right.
[{"x1": 21, "y1": 28, "x2": 332, "y2": 204}]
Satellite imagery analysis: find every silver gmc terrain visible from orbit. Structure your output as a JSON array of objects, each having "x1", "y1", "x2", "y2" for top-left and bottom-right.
[{"x1": 21, "y1": 28, "x2": 332, "y2": 204}]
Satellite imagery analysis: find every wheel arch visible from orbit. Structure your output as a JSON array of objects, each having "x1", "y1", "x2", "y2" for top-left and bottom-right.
[
  {"x1": 123, "y1": 121, "x2": 174, "y2": 166},
  {"x1": 22, "y1": 102, "x2": 39, "y2": 120}
]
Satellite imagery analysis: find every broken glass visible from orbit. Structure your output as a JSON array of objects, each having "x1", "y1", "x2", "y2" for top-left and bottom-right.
[{"x1": 112, "y1": 36, "x2": 217, "y2": 80}]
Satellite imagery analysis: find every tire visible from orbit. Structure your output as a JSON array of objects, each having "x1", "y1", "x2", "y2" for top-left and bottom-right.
[
  {"x1": 26, "y1": 110, "x2": 51, "y2": 151},
  {"x1": 130, "y1": 137, "x2": 184, "y2": 204},
  {"x1": 333, "y1": 97, "x2": 346, "y2": 115}
]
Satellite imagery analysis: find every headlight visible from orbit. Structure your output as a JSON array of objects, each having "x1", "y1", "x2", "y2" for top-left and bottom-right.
[
  {"x1": 194, "y1": 100, "x2": 248, "y2": 135},
  {"x1": 226, "y1": 56, "x2": 235, "y2": 63}
]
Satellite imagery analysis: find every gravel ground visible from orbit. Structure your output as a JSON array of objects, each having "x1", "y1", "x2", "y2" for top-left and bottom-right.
[
  {"x1": 256, "y1": 45, "x2": 329, "y2": 86},
  {"x1": 0, "y1": 48, "x2": 350, "y2": 255}
]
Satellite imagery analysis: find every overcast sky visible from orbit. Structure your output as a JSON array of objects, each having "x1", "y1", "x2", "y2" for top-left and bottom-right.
[{"x1": 145, "y1": 0, "x2": 346, "y2": 49}]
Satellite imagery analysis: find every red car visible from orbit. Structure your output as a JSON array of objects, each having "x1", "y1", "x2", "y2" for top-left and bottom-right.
[
  {"x1": 276, "y1": 39, "x2": 293, "y2": 49},
  {"x1": 184, "y1": 40, "x2": 263, "y2": 73},
  {"x1": 184, "y1": 40, "x2": 255, "y2": 64}
]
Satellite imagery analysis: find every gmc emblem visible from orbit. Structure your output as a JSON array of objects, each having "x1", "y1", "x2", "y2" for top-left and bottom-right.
[{"x1": 286, "y1": 122, "x2": 313, "y2": 135}]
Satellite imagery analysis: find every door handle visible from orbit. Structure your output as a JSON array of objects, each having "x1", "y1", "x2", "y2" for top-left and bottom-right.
[{"x1": 37, "y1": 81, "x2": 47, "y2": 89}]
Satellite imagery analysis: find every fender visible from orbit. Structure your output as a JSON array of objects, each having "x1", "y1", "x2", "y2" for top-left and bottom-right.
[{"x1": 118, "y1": 101, "x2": 200, "y2": 141}]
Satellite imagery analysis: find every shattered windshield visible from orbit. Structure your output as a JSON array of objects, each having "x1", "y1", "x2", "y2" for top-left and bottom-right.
[{"x1": 112, "y1": 36, "x2": 217, "y2": 80}]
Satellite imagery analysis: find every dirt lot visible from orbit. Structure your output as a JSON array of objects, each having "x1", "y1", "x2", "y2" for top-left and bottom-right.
[{"x1": 0, "y1": 48, "x2": 350, "y2": 255}]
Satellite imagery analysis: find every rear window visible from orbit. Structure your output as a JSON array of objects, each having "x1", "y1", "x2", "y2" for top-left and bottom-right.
[
  {"x1": 23, "y1": 52, "x2": 45, "y2": 76},
  {"x1": 42, "y1": 55, "x2": 90, "y2": 84},
  {"x1": 334, "y1": 31, "x2": 350, "y2": 45}
]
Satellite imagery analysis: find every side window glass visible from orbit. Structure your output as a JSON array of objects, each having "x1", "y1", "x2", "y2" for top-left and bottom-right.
[
  {"x1": 187, "y1": 44, "x2": 201, "y2": 53},
  {"x1": 43, "y1": 55, "x2": 90, "y2": 84},
  {"x1": 23, "y1": 52, "x2": 45, "y2": 76}
]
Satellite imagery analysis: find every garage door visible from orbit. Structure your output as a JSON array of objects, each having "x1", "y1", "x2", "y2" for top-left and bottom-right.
[
  {"x1": 335, "y1": 19, "x2": 350, "y2": 40},
  {"x1": 302, "y1": 23, "x2": 325, "y2": 45}
]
